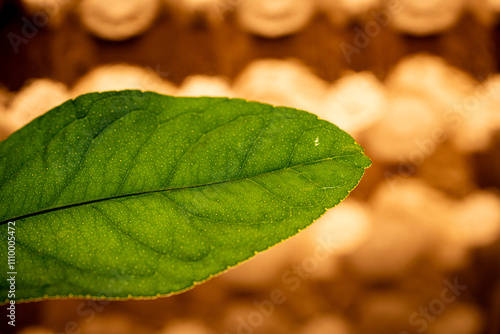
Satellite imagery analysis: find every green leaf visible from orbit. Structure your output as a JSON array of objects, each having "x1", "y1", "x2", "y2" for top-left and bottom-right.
[{"x1": 0, "y1": 90, "x2": 370, "y2": 302}]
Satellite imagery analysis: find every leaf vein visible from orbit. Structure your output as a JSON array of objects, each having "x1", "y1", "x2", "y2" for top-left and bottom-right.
[
  {"x1": 45, "y1": 108, "x2": 142, "y2": 208},
  {"x1": 91, "y1": 205, "x2": 168, "y2": 258}
]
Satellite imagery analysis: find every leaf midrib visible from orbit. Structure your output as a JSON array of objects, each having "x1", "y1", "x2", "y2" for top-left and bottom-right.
[{"x1": 0, "y1": 153, "x2": 360, "y2": 225}]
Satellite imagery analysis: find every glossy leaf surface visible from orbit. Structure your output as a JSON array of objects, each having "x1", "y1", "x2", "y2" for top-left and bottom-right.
[{"x1": 0, "y1": 91, "x2": 370, "y2": 302}]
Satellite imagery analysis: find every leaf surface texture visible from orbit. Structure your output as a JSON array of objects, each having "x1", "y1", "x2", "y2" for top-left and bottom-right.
[{"x1": 0, "y1": 91, "x2": 370, "y2": 302}]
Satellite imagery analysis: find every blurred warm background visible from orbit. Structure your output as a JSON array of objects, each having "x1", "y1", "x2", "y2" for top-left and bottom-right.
[{"x1": 1, "y1": 0, "x2": 500, "y2": 333}]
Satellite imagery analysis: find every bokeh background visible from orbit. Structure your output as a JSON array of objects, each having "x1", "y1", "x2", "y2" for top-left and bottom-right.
[{"x1": 1, "y1": 0, "x2": 500, "y2": 333}]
